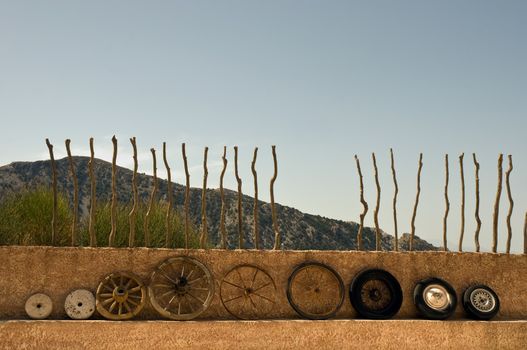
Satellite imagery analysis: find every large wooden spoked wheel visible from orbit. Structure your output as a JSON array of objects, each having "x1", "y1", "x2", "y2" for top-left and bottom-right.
[
  {"x1": 287, "y1": 262, "x2": 344, "y2": 320},
  {"x1": 148, "y1": 256, "x2": 215, "y2": 320},
  {"x1": 220, "y1": 264, "x2": 276, "y2": 319},
  {"x1": 95, "y1": 271, "x2": 146, "y2": 320}
]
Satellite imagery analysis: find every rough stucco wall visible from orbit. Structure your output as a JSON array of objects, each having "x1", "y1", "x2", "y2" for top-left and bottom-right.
[{"x1": 0, "y1": 246, "x2": 525, "y2": 320}]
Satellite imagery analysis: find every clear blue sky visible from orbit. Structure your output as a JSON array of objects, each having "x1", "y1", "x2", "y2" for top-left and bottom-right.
[{"x1": 0, "y1": 1, "x2": 525, "y2": 252}]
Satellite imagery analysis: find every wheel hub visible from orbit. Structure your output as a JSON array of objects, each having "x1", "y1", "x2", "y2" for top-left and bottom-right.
[
  {"x1": 423, "y1": 284, "x2": 451, "y2": 311},
  {"x1": 470, "y1": 288, "x2": 495, "y2": 312},
  {"x1": 113, "y1": 287, "x2": 129, "y2": 303}
]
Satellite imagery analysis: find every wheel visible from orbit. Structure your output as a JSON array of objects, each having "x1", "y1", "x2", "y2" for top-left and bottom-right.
[
  {"x1": 64, "y1": 289, "x2": 95, "y2": 320},
  {"x1": 349, "y1": 269, "x2": 403, "y2": 319},
  {"x1": 413, "y1": 277, "x2": 457, "y2": 320},
  {"x1": 95, "y1": 271, "x2": 146, "y2": 320},
  {"x1": 220, "y1": 264, "x2": 276, "y2": 319},
  {"x1": 462, "y1": 285, "x2": 500, "y2": 320},
  {"x1": 25, "y1": 293, "x2": 53, "y2": 320},
  {"x1": 286, "y1": 261, "x2": 344, "y2": 320},
  {"x1": 148, "y1": 256, "x2": 215, "y2": 320}
]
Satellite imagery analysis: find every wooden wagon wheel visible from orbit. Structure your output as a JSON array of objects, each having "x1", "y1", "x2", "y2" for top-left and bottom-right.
[
  {"x1": 220, "y1": 264, "x2": 276, "y2": 319},
  {"x1": 287, "y1": 262, "x2": 344, "y2": 320},
  {"x1": 95, "y1": 271, "x2": 146, "y2": 320},
  {"x1": 148, "y1": 256, "x2": 215, "y2": 320}
]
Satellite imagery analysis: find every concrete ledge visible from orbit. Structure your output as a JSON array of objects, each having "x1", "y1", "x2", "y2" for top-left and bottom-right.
[{"x1": 1, "y1": 320, "x2": 526, "y2": 349}]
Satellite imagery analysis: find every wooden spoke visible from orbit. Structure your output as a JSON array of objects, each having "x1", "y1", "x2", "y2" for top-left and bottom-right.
[{"x1": 96, "y1": 272, "x2": 146, "y2": 320}]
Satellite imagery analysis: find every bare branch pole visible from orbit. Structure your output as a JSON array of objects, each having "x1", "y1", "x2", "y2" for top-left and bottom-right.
[
  {"x1": 200, "y1": 147, "x2": 209, "y2": 249},
  {"x1": 88, "y1": 138, "x2": 96, "y2": 247},
  {"x1": 163, "y1": 142, "x2": 173, "y2": 248},
  {"x1": 390, "y1": 149, "x2": 399, "y2": 252},
  {"x1": 473, "y1": 153, "x2": 481, "y2": 252},
  {"x1": 234, "y1": 146, "x2": 243, "y2": 249},
  {"x1": 65, "y1": 139, "x2": 78, "y2": 246},
  {"x1": 271, "y1": 146, "x2": 281, "y2": 250},
  {"x1": 524, "y1": 211, "x2": 527, "y2": 254},
  {"x1": 219, "y1": 146, "x2": 228, "y2": 249},
  {"x1": 505, "y1": 155, "x2": 514, "y2": 254},
  {"x1": 182, "y1": 143, "x2": 190, "y2": 249},
  {"x1": 458, "y1": 153, "x2": 465, "y2": 252},
  {"x1": 128, "y1": 137, "x2": 138, "y2": 247},
  {"x1": 144, "y1": 148, "x2": 157, "y2": 247},
  {"x1": 443, "y1": 154, "x2": 449, "y2": 252},
  {"x1": 251, "y1": 147, "x2": 259, "y2": 249},
  {"x1": 45, "y1": 139, "x2": 57, "y2": 246},
  {"x1": 108, "y1": 136, "x2": 118, "y2": 247},
  {"x1": 354, "y1": 155, "x2": 368, "y2": 251},
  {"x1": 410, "y1": 153, "x2": 423, "y2": 251},
  {"x1": 492, "y1": 154, "x2": 503, "y2": 253},
  {"x1": 372, "y1": 153, "x2": 381, "y2": 251}
]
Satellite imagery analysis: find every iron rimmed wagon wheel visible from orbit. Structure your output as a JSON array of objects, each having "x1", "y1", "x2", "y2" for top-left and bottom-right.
[
  {"x1": 220, "y1": 264, "x2": 277, "y2": 319},
  {"x1": 148, "y1": 256, "x2": 215, "y2": 320},
  {"x1": 95, "y1": 271, "x2": 146, "y2": 320},
  {"x1": 287, "y1": 262, "x2": 344, "y2": 320}
]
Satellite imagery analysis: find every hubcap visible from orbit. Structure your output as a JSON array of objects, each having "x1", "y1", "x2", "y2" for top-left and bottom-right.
[
  {"x1": 470, "y1": 288, "x2": 495, "y2": 312},
  {"x1": 423, "y1": 284, "x2": 451, "y2": 311}
]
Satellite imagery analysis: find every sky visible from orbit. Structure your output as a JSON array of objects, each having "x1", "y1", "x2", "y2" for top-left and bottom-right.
[{"x1": 0, "y1": 0, "x2": 525, "y2": 252}]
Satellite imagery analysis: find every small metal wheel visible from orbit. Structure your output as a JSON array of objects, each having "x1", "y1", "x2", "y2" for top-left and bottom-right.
[
  {"x1": 25, "y1": 293, "x2": 53, "y2": 320},
  {"x1": 64, "y1": 289, "x2": 96, "y2": 320},
  {"x1": 287, "y1": 261, "x2": 344, "y2": 320},
  {"x1": 148, "y1": 256, "x2": 215, "y2": 320},
  {"x1": 462, "y1": 285, "x2": 500, "y2": 320},
  {"x1": 95, "y1": 271, "x2": 147, "y2": 320},
  {"x1": 220, "y1": 264, "x2": 277, "y2": 319},
  {"x1": 413, "y1": 277, "x2": 457, "y2": 320},
  {"x1": 349, "y1": 269, "x2": 403, "y2": 319}
]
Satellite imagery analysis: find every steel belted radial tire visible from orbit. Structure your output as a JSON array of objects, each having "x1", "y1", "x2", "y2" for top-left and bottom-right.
[
  {"x1": 286, "y1": 261, "x2": 345, "y2": 320},
  {"x1": 349, "y1": 269, "x2": 403, "y2": 319},
  {"x1": 462, "y1": 285, "x2": 500, "y2": 320},
  {"x1": 148, "y1": 256, "x2": 215, "y2": 321},
  {"x1": 95, "y1": 271, "x2": 147, "y2": 320},
  {"x1": 413, "y1": 277, "x2": 457, "y2": 320}
]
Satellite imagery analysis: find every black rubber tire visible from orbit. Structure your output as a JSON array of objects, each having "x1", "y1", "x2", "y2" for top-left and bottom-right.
[
  {"x1": 462, "y1": 285, "x2": 500, "y2": 320},
  {"x1": 349, "y1": 269, "x2": 403, "y2": 319},
  {"x1": 413, "y1": 277, "x2": 457, "y2": 320}
]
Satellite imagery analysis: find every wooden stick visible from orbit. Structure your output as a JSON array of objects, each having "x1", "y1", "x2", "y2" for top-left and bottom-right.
[
  {"x1": 45, "y1": 139, "x2": 57, "y2": 246},
  {"x1": 219, "y1": 146, "x2": 228, "y2": 249},
  {"x1": 390, "y1": 149, "x2": 399, "y2": 252},
  {"x1": 65, "y1": 139, "x2": 78, "y2": 246},
  {"x1": 109, "y1": 136, "x2": 118, "y2": 247},
  {"x1": 410, "y1": 153, "x2": 423, "y2": 251},
  {"x1": 354, "y1": 155, "x2": 368, "y2": 251},
  {"x1": 200, "y1": 147, "x2": 209, "y2": 249},
  {"x1": 144, "y1": 148, "x2": 157, "y2": 247},
  {"x1": 505, "y1": 155, "x2": 514, "y2": 254},
  {"x1": 128, "y1": 137, "x2": 138, "y2": 247},
  {"x1": 372, "y1": 153, "x2": 381, "y2": 251},
  {"x1": 458, "y1": 153, "x2": 465, "y2": 252},
  {"x1": 443, "y1": 154, "x2": 449, "y2": 252},
  {"x1": 524, "y1": 211, "x2": 527, "y2": 255},
  {"x1": 473, "y1": 153, "x2": 481, "y2": 252},
  {"x1": 251, "y1": 147, "x2": 259, "y2": 249},
  {"x1": 234, "y1": 146, "x2": 243, "y2": 249},
  {"x1": 271, "y1": 146, "x2": 281, "y2": 250},
  {"x1": 88, "y1": 138, "x2": 96, "y2": 247},
  {"x1": 492, "y1": 154, "x2": 503, "y2": 253},
  {"x1": 163, "y1": 142, "x2": 173, "y2": 248},
  {"x1": 182, "y1": 143, "x2": 190, "y2": 249}
]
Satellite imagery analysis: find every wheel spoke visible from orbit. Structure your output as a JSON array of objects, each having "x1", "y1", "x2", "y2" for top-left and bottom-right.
[
  {"x1": 222, "y1": 279, "x2": 244, "y2": 290},
  {"x1": 164, "y1": 295, "x2": 177, "y2": 311},
  {"x1": 187, "y1": 292, "x2": 206, "y2": 305},
  {"x1": 123, "y1": 301, "x2": 132, "y2": 313},
  {"x1": 129, "y1": 286, "x2": 143, "y2": 293},
  {"x1": 224, "y1": 294, "x2": 244, "y2": 303},
  {"x1": 108, "y1": 301, "x2": 117, "y2": 313},
  {"x1": 99, "y1": 293, "x2": 113, "y2": 298},
  {"x1": 102, "y1": 298, "x2": 114, "y2": 306},
  {"x1": 158, "y1": 271, "x2": 178, "y2": 285},
  {"x1": 188, "y1": 276, "x2": 205, "y2": 285},
  {"x1": 252, "y1": 291, "x2": 275, "y2": 304},
  {"x1": 252, "y1": 282, "x2": 272, "y2": 293},
  {"x1": 118, "y1": 302, "x2": 123, "y2": 315},
  {"x1": 235, "y1": 269, "x2": 247, "y2": 289},
  {"x1": 249, "y1": 268, "x2": 259, "y2": 289}
]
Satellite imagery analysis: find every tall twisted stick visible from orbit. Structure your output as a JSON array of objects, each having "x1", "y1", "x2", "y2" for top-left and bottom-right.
[
  {"x1": 251, "y1": 147, "x2": 259, "y2": 249},
  {"x1": 458, "y1": 153, "x2": 465, "y2": 252},
  {"x1": 163, "y1": 142, "x2": 173, "y2": 248},
  {"x1": 109, "y1": 136, "x2": 118, "y2": 247},
  {"x1": 45, "y1": 139, "x2": 57, "y2": 246},
  {"x1": 410, "y1": 153, "x2": 423, "y2": 251},
  {"x1": 271, "y1": 146, "x2": 281, "y2": 250},
  {"x1": 473, "y1": 154, "x2": 481, "y2": 252},
  {"x1": 65, "y1": 139, "x2": 78, "y2": 246},
  {"x1": 182, "y1": 143, "x2": 190, "y2": 249},
  {"x1": 234, "y1": 146, "x2": 243, "y2": 249},
  {"x1": 443, "y1": 154, "x2": 449, "y2": 251},
  {"x1": 354, "y1": 155, "x2": 368, "y2": 251},
  {"x1": 144, "y1": 148, "x2": 157, "y2": 247},
  {"x1": 219, "y1": 146, "x2": 228, "y2": 249},
  {"x1": 200, "y1": 147, "x2": 209, "y2": 249},
  {"x1": 505, "y1": 155, "x2": 514, "y2": 254},
  {"x1": 88, "y1": 138, "x2": 97, "y2": 247},
  {"x1": 390, "y1": 149, "x2": 399, "y2": 252},
  {"x1": 492, "y1": 154, "x2": 503, "y2": 253},
  {"x1": 372, "y1": 153, "x2": 381, "y2": 251},
  {"x1": 128, "y1": 137, "x2": 138, "y2": 247}
]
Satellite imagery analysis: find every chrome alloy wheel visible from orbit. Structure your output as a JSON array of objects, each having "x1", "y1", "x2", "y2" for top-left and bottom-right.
[
  {"x1": 470, "y1": 288, "x2": 496, "y2": 313},
  {"x1": 423, "y1": 284, "x2": 452, "y2": 311}
]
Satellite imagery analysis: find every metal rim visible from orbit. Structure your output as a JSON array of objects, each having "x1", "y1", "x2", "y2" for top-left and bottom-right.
[
  {"x1": 470, "y1": 288, "x2": 496, "y2": 313},
  {"x1": 423, "y1": 284, "x2": 452, "y2": 311},
  {"x1": 95, "y1": 272, "x2": 146, "y2": 320},
  {"x1": 148, "y1": 256, "x2": 215, "y2": 320},
  {"x1": 220, "y1": 264, "x2": 276, "y2": 320}
]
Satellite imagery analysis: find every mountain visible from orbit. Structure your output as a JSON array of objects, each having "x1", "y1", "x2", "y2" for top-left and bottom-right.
[{"x1": 0, "y1": 157, "x2": 439, "y2": 251}]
